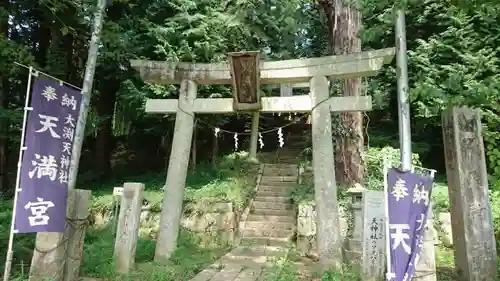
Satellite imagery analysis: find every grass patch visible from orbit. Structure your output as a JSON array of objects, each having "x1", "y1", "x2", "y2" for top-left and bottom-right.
[
  {"x1": 88, "y1": 152, "x2": 259, "y2": 214},
  {"x1": 0, "y1": 152, "x2": 258, "y2": 279},
  {"x1": 80, "y1": 226, "x2": 230, "y2": 280}
]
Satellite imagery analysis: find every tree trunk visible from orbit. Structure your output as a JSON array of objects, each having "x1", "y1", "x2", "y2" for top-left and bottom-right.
[
  {"x1": 34, "y1": 12, "x2": 51, "y2": 68},
  {"x1": 95, "y1": 81, "x2": 119, "y2": 178},
  {"x1": 318, "y1": 0, "x2": 364, "y2": 187},
  {"x1": 0, "y1": 0, "x2": 9, "y2": 196}
]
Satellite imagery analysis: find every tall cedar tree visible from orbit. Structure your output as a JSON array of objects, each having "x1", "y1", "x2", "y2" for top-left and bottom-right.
[{"x1": 318, "y1": 0, "x2": 364, "y2": 187}]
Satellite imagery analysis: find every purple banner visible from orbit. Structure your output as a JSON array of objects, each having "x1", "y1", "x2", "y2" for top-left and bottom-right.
[
  {"x1": 386, "y1": 168, "x2": 434, "y2": 281},
  {"x1": 14, "y1": 76, "x2": 81, "y2": 233}
]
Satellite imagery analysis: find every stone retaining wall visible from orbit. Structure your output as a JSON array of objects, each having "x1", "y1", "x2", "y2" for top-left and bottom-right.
[
  {"x1": 296, "y1": 201, "x2": 454, "y2": 257},
  {"x1": 296, "y1": 202, "x2": 349, "y2": 256},
  {"x1": 91, "y1": 202, "x2": 237, "y2": 244}
]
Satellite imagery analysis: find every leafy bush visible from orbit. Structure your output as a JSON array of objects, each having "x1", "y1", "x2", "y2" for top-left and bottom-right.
[
  {"x1": 363, "y1": 146, "x2": 423, "y2": 190},
  {"x1": 431, "y1": 183, "x2": 451, "y2": 212}
]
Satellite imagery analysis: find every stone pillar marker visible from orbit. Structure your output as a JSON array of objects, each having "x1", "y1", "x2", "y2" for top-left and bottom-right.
[
  {"x1": 414, "y1": 203, "x2": 436, "y2": 281},
  {"x1": 348, "y1": 184, "x2": 365, "y2": 243},
  {"x1": 114, "y1": 182, "x2": 145, "y2": 273},
  {"x1": 63, "y1": 189, "x2": 92, "y2": 281},
  {"x1": 344, "y1": 185, "x2": 365, "y2": 265},
  {"x1": 29, "y1": 194, "x2": 75, "y2": 281},
  {"x1": 155, "y1": 79, "x2": 197, "y2": 263},
  {"x1": 442, "y1": 106, "x2": 497, "y2": 281},
  {"x1": 361, "y1": 190, "x2": 386, "y2": 281},
  {"x1": 310, "y1": 75, "x2": 342, "y2": 269}
]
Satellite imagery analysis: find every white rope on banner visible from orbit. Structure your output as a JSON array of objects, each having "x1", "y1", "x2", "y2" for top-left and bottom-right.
[
  {"x1": 13, "y1": 62, "x2": 82, "y2": 91},
  {"x1": 3, "y1": 67, "x2": 34, "y2": 281}
]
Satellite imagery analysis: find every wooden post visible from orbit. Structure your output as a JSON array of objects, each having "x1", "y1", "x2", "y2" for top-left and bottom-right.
[
  {"x1": 114, "y1": 182, "x2": 144, "y2": 274},
  {"x1": 249, "y1": 112, "x2": 259, "y2": 159},
  {"x1": 309, "y1": 75, "x2": 342, "y2": 269},
  {"x1": 154, "y1": 79, "x2": 197, "y2": 263},
  {"x1": 442, "y1": 107, "x2": 497, "y2": 281},
  {"x1": 63, "y1": 190, "x2": 92, "y2": 281}
]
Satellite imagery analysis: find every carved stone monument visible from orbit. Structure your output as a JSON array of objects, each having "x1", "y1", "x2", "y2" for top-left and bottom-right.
[
  {"x1": 114, "y1": 182, "x2": 144, "y2": 273},
  {"x1": 361, "y1": 190, "x2": 386, "y2": 281},
  {"x1": 442, "y1": 106, "x2": 497, "y2": 281}
]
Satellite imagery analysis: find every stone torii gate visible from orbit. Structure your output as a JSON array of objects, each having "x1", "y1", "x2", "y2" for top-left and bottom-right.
[{"x1": 130, "y1": 48, "x2": 395, "y2": 267}]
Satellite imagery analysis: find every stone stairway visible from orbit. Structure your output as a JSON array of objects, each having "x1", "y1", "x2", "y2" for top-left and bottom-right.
[
  {"x1": 276, "y1": 132, "x2": 309, "y2": 164},
  {"x1": 188, "y1": 163, "x2": 317, "y2": 281},
  {"x1": 240, "y1": 163, "x2": 297, "y2": 248}
]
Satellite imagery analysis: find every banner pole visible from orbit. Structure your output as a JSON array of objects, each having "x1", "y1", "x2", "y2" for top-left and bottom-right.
[
  {"x1": 3, "y1": 67, "x2": 34, "y2": 281},
  {"x1": 67, "y1": 0, "x2": 107, "y2": 191},
  {"x1": 383, "y1": 159, "x2": 393, "y2": 280}
]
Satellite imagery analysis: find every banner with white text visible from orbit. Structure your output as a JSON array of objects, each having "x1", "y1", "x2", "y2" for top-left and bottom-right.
[
  {"x1": 15, "y1": 77, "x2": 81, "y2": 233},
  {"x1": 386, "y1": 168, "x2": 434, "y2": 281}
]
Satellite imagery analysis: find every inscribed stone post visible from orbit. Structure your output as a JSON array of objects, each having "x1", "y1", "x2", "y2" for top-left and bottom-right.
[
  {"x1": 414, "y1": 203, "x2": 436, "y2": 281},
  {"x1": 361, "y1": 190, "x2": 386, "y2": 281},
  {"x1": 310, "y1": 75, "x2": 342, "y2": 269},
  {"x1": 155, "y1": 80, "x2": 197, "y2": 263},
  {"x1": 442, "y1": 107, "x2": 497, "y2": 281},
  {"x1": 29, "y1": 192, "x2": 76, "y2": 281},
  {"x1": 63, "y1": 189, "x2": 92, "y2": 281},
  {"x1": 114, "y1": 182, "x2": 144, "y2": 274}
]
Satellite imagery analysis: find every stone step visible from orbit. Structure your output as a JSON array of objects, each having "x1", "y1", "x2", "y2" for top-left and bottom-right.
[
  {"x1": 260, "y1": 176, "x2": 297, "y2": 182},
  {"x1": 241, "y1": 221, "x2": 294, "y2": 230},
  {"x1": 233, "y1": 245, "x2": 288, "y2": 256},
  {"x1": 219, "y1": 246, "x2": 288, "y2": 265},
  {"x1": 240, "y1": 237, "x2": 291, "y2": 247},
  {"x1": 233, "y1": 268, "x2": 262, "y2": 281},
  {"x1": 262, "y1": 169, "x2": 298, "y2": 176},
  {"x1": 251, "y1": 208, "x2": 295, "y2": 216},
  {"x1": 256, "y1": 190, "x2": 291, "y2": 197},
  {"x1": 254, "y1": 196, "x2": 291, "y2": 204},
  {"x1": 263, "y1": 163, "x2": 298, "y2": 169},
  {"x1": 258, "y1": 182, "x2": 295, "y2": 189},
  {"x1": 252, "y1": 201, "x2": 293, "y2": 210},
  {"x1": 247, "y1": 214, "x2": 295, "y2": 223},
  {"x1": 258, "y1": 185, "x2": 294, "y2": 194},
  {"x1": 241, "y1": 227, "x2": 293, "y2": 238},
  {"x1": 206, "y1": 264, "x2": 242, "y2": 281}
]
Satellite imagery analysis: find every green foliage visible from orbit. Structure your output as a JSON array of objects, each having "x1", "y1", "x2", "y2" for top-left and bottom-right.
[
  {"x1": 0, "y1": 201, "x2": 35, "y2": 275},
  {"x1": 88, "y1": 152, "x2": 257, "y2": 213},
  {"x1": 484, "y1": 109, "x2": 500, "y2": 179},
  {"x1": 363, "y1": 146, "x2": 422, "y2": 191},
  {"x1": 0, "y1": 155, "x2": 253, "y2": 278},
  {"x1": 79, "y1": 227, "x2": 229, "y2": 280},
  {"x1": 431, "y1": 182, "x2": 451, "y2": 213}
]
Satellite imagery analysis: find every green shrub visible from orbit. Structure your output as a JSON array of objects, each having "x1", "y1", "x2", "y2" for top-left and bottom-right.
[{"x1": 364, "y1": 146, "x2": 423, "y2": 191}]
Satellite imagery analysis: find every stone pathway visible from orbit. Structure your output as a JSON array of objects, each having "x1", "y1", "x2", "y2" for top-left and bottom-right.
[{"x1": 189, "y1": 163, "x2": 315, "y2": 281}]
